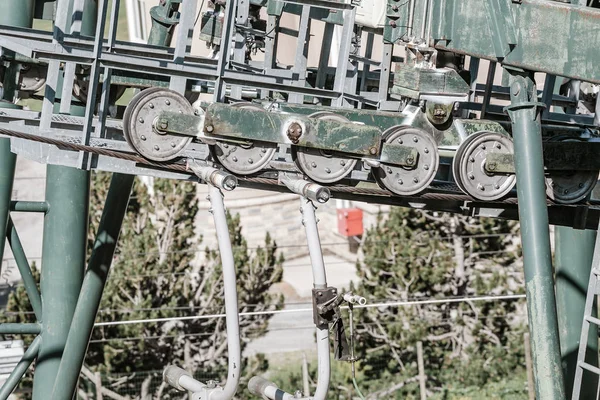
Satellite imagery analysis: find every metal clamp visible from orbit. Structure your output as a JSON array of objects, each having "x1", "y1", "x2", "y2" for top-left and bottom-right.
[
  {"x1": 280, "y1": 173, "x2": 330, "y2": 204},
  {"x1": 188, "y1": 160, "x2": 238, "y2": 191}
]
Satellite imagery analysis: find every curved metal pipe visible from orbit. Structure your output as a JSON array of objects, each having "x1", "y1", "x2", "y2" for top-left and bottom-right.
[
  {"x1": 208, "y1": 184, "x2": 242, "y2": 400},
  {"x1": 300, "y1": 197, "x2": 331, "y2": 400}
]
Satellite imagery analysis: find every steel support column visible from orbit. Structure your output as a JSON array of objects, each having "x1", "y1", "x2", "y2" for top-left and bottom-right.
[
  {"x1": 506, "y1": 70, "x2": 566, "y2": 400},
  {"x1": 555, "y1": 227, "x2": 599, "y2": 397},
  {"x1": 32, "y1": 166, "x2": 90, "y2": 400},
  {"x1": 33, "y1": 0, "x2": 97, "y2": 396},
  {"x1": 0, "y1": 140, "x2": 16, "y2": 271},
  {"x1": 51, "y1": 173, "x2": 134, "y2": 400}
]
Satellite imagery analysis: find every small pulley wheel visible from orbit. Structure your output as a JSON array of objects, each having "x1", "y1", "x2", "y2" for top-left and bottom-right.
[
  {"x1": 210, "y1": 103, "x2": 277, "y2": 175},
  {"x1": 374, "y1": 126, "x2": 439, "y2": 196},
  {"x1": 545, "y1": 137, "x2": 598, "y2": 204},
  {"x1": 453, "y1": 131, "x2": 516, "y2": 201},
  {"x1": 292, "y1": 112, "x2": 357, "y2": 184},
  {"x1": 123, "y1": 88, "x2": 194, "y2": 162}
]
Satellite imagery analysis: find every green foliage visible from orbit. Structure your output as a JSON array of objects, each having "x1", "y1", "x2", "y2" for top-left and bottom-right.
[
  {"x1": 352, "y1": 207, "x2": 526, "y2": 398},
  {"x1": 6, "y1": 172, "x2": 284, "y2": 398}
]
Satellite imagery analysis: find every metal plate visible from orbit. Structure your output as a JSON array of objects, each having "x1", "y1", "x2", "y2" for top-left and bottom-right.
[
  {"x1": 545, "y1": 138, "x2": 598, "y2": 204},
  {"x1": 293, "y1": 112, "x2": 357, "y2": 184},
  {"x1": 374, "y1": 126, "x2": 439, "y2": 196},
  {"x1": 453, "y1": 132, "x2": 516, "y2": 201},
  {"x1": 123, "y1": 88, "x2": 194, "y2": 162},
  {"x1": 211, "y1": 103, "x2": 277, "y2": 175}
]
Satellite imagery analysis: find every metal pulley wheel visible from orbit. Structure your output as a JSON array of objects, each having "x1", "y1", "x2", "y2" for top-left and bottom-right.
[
  {"x1": 374, "y1": 126, "x2": 439, "y2": 196},
  {"x1": 293, "y1": 112, "x2": 357, "y2": 184},
  {"x1": 453, "y1": 131, "x2": 516, "y2": 201},
  {"x1": 210, "y1": 103, "x2": 277, "y2": 175},
  {"x1": 545, "y1": 137, "x2": 598, "y2": 204},
  {"x1": 123, "y1": 88, "x2": 194, "y2": 162}
]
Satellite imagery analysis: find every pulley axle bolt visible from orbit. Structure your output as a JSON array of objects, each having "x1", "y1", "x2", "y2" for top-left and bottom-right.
[
  {"x1": 390, "y1": 20, "x2": 397, "y2": 28},
  {"x1": 487, "y1": 162, "x2": 497, "y2": 171},
  {"x1": 370, "y1": 147, "x2": 378, "y2": 155},
  {"x1": 206, "y1": 125, "x2": 214, "y2": 133},
  {"x1": 287, "y1": 122, "x2": 303, "y2": 144},
  {"x1": 158, "y1": 119, "x2": 168, "y2": 130},
  {"x1": 406, "y1": 156, "x2": 415, "y2": 165},
  {"x1": 391, "y1": 4, "x2": 398, "y2": 11}
]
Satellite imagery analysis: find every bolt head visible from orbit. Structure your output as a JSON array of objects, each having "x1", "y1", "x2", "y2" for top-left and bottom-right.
[
  {"x1": 206, "y1": 125, "x2": 214, "y2": 133},
  {"x1": 154, "y1": 145, "x2": 160, "y2": 151},
  {"x1": 149, "y1": 103, "x2": 154, "y2": 109},
  {"x1": 140, "y1": 135, "x2": 146, "y2": 141},
  {"x1": 165, "y1": 99, "x2": 171, "y2": 105},
  {"x1": 370, "y1": 147, "x2": 378, "y2": 155},
  {"x1": 487, "y1": 162, "x2": 496, "y2": 171},
  {"x1": 232, "y1": 156, "x2": 238, "y2": 162},
  {"x1": 171, "y1": 142, "x2": 176, "y2": 148},
  {"x1": 138, "y1": 117, "x2": 144, "y2": 123}
]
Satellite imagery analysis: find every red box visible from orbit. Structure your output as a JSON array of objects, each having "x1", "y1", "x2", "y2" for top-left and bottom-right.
[{"x1": 337, "y1": 208, "x2": 364, "y2": 237}]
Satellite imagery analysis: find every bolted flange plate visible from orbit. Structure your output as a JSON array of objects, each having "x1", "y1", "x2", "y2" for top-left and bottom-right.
[
  {"x1": 123, "y1": 88, "x2": 194, "y2": 162},
  {"x1": 211, "y1": 103, "x2": 277, "y2": 175},
  {"x1": 545, "y1": 137, "x2": 598, "y2": 204},
  {"x1": 374, "y1": 126, "x2": 439, "y2": 196},
  {"x1": 293, "y1": 112, "x2": 357, "y2": 184},
  {"x1": 453, "y1": 131, "x2": 516, "y2": 201}
]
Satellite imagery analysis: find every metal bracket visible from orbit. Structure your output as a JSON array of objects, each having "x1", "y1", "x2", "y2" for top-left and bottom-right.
[{"x1": 312, "y1": 287, "x2": 351, "y2": 361}]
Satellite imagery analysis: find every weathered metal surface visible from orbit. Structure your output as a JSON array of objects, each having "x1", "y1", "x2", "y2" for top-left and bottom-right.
[
  {"x1": 391, "y1": 66, "x2": 470, "y2": 100},
  {"x1": 51, "y1": 173, "x2": 134, "y2": 400},
  {"x1": 430, "y1": 0, "x2": 600, "y2": 83},
  {"x1": 507, "y1": 72, "x2": 566, "y2": 400},
  {"x1": 199, "y1": 12, "x2": 224, "y2": 46},
  {"x1": 555, "y1": 227, "x2": 599, "y2": 399},
  {"x1": 204, "y1": 103, "x2": 382, "y2": 155},
  {"x1": 379, "y1": 142, "x2": 419, "y2": 166},
  {"x1": 32, "y1": 166, "x2": 90, "y2": 400},
  {"x1": 157, "y1": 111, "x2": 204, "y2": 137},
  {"x1": 485, "y1": 153, "x2": 515, "y2": 174},
  {"x1": 274, "y1": 103, "x2": 508, "y2": 147}
]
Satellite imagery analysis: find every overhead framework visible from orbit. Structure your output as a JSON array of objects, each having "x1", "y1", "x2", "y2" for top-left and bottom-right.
[{"x1": 0, "y1": 0, "x2": 599, "y2": 399}]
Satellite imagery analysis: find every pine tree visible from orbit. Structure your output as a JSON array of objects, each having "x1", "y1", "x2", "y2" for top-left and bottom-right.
[
  {"x1": 6, "y1": 172, "x2": 284, "y2": 398},
  {"x1": 352, "y1": 208, "x2": 526, "y2": 397}
]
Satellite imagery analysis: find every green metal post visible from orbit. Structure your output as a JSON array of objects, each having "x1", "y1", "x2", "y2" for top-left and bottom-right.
[
  {"x1": 555, "y1": 227, "x2": 599, "y2": 397},
  {"x1": 148, "y1": 0, "x2": 180, "y2": 46},
  {"x1": 32, "y1": 0, "x2": 97, "y2": 396},
  {"x1": 0, "y1": 140, "x2": 16, "y2": 273},
  {"x1": 51, "y1": 173, "x2": 134, "y2": 400},
  {"x1": 31, "y1": 166, "x2": 90, "y2": 400},
  {"x1": 0, "y1": 336, "x2": 41, "y2": 400},
  {"x1": 505, "y1": 70, "x2": 566, "y2": 400}
]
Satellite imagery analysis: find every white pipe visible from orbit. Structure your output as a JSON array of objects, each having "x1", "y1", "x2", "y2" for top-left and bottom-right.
[
  {"x1": 248, "y1": 377, "x2": 295, "y2": 400},
  {"x1": 300, "y1": 197, "x2": 330, "y2": 400},
  {"x1": 164, "y1": 366, "x2": 207, "y2": 393},
  {"x1": 208, "y1": 185, "x2": 241, "y2": 400}
]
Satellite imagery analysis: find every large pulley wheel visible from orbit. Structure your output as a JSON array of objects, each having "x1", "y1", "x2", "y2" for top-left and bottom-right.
[
  {"x1": 453, "y1": 131, "x2": 516, "y2": 201},
  {"x1": 292, "y1": 112, "x2": 357, "y2": 184},
  {"x1": 210, "y1": 103, "x2": 277, "y2": 175},
  {"x1": 545, "y1": 137, "x2": 598, "y2": 204},
  {"x1": 375, "y1": 126, "x2": 439, "y2": 196},
  {"x1": 123, "y1": 88, "x2": 194, "y2": 162}
]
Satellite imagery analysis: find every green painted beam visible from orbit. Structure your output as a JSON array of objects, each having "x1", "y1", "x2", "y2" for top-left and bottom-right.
[
  {"x1": 0, "y1": 323, "x2": 41, "y2": 335},
  {"x1": 0, "y1": 335, "x2": 40, "y2": 400},
  {"x1": 32, "y1": 166, "x2": 90, "y2": 400},
  {"x1": 51, "y1": 173, "x2": 134, "y2": 400},
  {"x1": 506, "y1": 71, "x2": 565, "y2": 400},
  {"x1": 10, "y1": 201, "x2": 49, "y2": 213},
  {"x1": 389, "y1": 0, "x2": 600, "y2": 84},
  {"x1": 0, "y1": 139, "x2": 16, "y2": 278},
  {"x1": 6, "y1": 217, "x2": 42, "y2": 320},
  {"x1": 555, "y1": 227, "x2": 599, "y2": 397}
]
